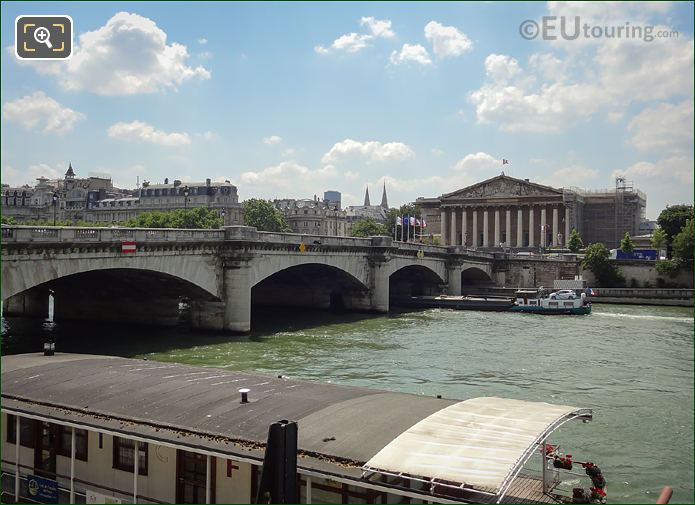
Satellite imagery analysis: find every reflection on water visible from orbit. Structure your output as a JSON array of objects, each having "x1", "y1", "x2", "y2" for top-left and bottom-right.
[{"x1": 2, "y1": 304, "x2": 693, "y2": 504}]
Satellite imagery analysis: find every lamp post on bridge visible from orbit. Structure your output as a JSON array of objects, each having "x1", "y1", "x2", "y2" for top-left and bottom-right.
[
  {"x1": 183, "y1": 186, "x2": 190, "y2": 227},
  {"x1": 52, "y1": 192, "x2": 58, "y2": 226},
  {"x1": 221, "y1": 208, "x2": 226, "y2": 226}
]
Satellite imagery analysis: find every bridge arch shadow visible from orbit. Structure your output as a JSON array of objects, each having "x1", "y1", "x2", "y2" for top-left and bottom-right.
[
  {"x1": 389, "y1": 265, "x2": 445, "y2": 300},
  {"x1": 251, "y1": 263, "x2": 370, "y2": 312},
  {"x1": 3, "y1": 268, "x2": 220, "y2": 327},
  {"x1": 461, "y1": 267, "x2": 494, "y2": 290}
]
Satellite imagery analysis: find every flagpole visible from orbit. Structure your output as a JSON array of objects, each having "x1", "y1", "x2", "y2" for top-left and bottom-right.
[
  {"x1": 406, "y1": 216, "x2": 410, "y2": 242},
  {"x1": 401, "y1": 216, "x2": 404, "y2": 242}
]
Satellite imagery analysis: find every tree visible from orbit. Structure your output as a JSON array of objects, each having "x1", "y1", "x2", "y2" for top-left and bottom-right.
[
  {"x1": 1, "y1": 216, "x2": 17, "y2": 225},
  {"x1": 350, "y1": 218, "x2": 387, "y2": 237},
  {"x1": 126, "y1": 208, "x2": 223, "y2": 229},
  {"x1": 672, "y1": 219, "x2": 694, "y2": 267},
  {"x1": 582, "y1": 242, "x2": 624, "y2": 287},
  {"x1": 620, "y1": 232, "x2": 634, "y2": 253},
  {"x1": 657, "y1": 204, "x2": 694, "y2": 243},
  {"x1": 567, "y1": 228, "x2": 583, "y2": 253},
  {"x1": 242, "y1": 199, "x2": 291, "y2": 232},
  {"x1": 651, "y1": 228, "x2": 667, "y2": 250}
]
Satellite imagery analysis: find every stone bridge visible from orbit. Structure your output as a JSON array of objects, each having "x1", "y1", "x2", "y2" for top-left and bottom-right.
[{"x1": 1, "y1": 226, "x2": 502, "y2": 332}]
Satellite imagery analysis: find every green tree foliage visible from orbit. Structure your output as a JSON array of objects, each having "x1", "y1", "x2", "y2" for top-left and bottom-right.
[
  {"x1": 656, "y1": 259, "x2": 682, "y2": 278},
  {"x1": 567, "y1": 228, "x2": 583, "y2": 253},
  {"x1": 657, "y1": 204, "x2": 694, "y2": 243},
  {"x1": 242, "y1": 199, "x2": 290, "y2": 232},
  {"x1": 126, "y1": 208, "x2": 223, "y2": 229},
  {"x1": 620, "y1": 232, "x2": 634, "y2": 253},
  {"x1": 651, "y1": 228, "x2": 667, "y2": 250},
  {"x1": 1, "y1": 216, "x2": 17, "y2": 225},
  {"x1": 582, "y1": 242, "x2": 624, "y2": 286},
  {"x1": 350, "y1": 218, "x2": 387, "y2": 237},
  {"x1": 672, "y1": 219, "x2": 693, "y2": 267}
]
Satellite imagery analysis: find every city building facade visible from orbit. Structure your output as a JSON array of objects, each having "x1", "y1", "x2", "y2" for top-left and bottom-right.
[
  {"x1": 274, "y1": 197, "x2": 348, "y2": 236},
  {"x1": 1, "y1": 166, "x2": 244, "y2": 226},
  {"x1": 417, "y1": 174, "x2": 646, "y2": 250},
  {"x1": 88, "y1": 178, "x2": 243, "y2": 226}
]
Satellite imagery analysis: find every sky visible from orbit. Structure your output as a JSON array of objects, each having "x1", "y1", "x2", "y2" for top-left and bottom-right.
[{"x1": 1, "y1": 1, "x2": 693, "y2": 219}]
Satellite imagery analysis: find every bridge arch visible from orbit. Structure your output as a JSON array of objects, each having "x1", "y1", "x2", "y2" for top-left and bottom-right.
[
  {"x1": 461, "y1": 266, "x2": 493, "y2": 287},
  {"x1": 389, "y1": 264, "x2": 446, "y2": 298},
  {"x1": 2, "y1": 255, "x2": 221, "y2": 302},
  {"x1": 251, "y1": 263, "x2": 370, "y2": 311}
]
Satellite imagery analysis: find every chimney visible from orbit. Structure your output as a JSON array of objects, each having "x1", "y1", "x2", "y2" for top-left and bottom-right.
[
  {"x1": 206, "y1": 178, "x2": 211, "y2": 186},
  {"x1": 164, "y1": 177, "x2": 169, "y2": 185},
  {"x1": 524, "y1": 178, "x2": 529, "y2": 182},
  {"x1": 173, "y1": 180, "x2": 181, "y2": 187}
]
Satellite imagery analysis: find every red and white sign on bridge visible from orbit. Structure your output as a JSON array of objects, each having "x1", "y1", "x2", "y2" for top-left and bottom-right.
[{"x1": 121, "y1": 241, "x2": 137, "y2": 254}]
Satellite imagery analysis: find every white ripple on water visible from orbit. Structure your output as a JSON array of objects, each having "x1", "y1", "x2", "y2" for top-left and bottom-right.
[{"x1": 594, "y1": 312, "x2": 693, "y2": 323}]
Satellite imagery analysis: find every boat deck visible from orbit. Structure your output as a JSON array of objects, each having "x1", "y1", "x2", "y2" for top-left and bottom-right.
[{"x1": 465, "y1": 474, "x2": 562, "y2": 504}]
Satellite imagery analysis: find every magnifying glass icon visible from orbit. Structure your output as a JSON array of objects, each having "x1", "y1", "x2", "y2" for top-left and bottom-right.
[{"x1": 34, "y1": 26, "x2": 53, "y2": 49}]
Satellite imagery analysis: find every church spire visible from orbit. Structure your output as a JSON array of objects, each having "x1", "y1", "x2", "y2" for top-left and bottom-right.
[
  {"x1": 364, "y1": 185, "x2": 370, "y2": 206},
  {"x1": 65, "y1": 162, "x2": 75, "y2": 178},
  {"x1": 380, "y1": 181, "x2": 388, "y2": 209}
]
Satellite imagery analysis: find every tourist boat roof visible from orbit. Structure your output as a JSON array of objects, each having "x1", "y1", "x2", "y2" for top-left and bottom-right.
[{"x1": 1, "y1": 353, "x2": 592, "y2": 503}]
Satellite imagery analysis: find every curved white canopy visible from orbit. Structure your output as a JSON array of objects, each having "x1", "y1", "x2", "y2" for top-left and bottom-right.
[{"x1": 363, "y1": 397, "x2": 591, "y2": 498}]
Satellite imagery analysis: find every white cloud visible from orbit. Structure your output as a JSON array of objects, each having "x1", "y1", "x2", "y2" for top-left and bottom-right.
[
  {"x1": 424, "y1": 21, "x2": 473, "y2": 59},
  {"x1": 3, "y1": 163, "x2": 68, "y2": 186},
  {"x1": 612, "y1": 156, "x2": 694, "y2": 185},
  {"x1": 484, "y1": 54, "x2": 521, "y2": 84},
  {"x1": 344, "y1": 170, "x2": 360, "y2": 181},
  {"x1": 431, "y1": 148, "x2": 445, "y2": 156},
  {"x1": 468, "y1": 4, "x2": 693, "y2": 133},
  {"x1": 198, "y1": 38, "x2": 208, "y2": 44},
  {"x1": 263, "y1": 135, "x2": 283, "y2": 145},
  {"x1": 454, "y1": 152, "x2": 501, "y2": 173},
  {"x1": 389, "y1": 44, "x2": 432, "y2": 66},
  {"x1": 315, "y1": 33, "x2": 372, "y2": 55},
  {"x1": 240, "y1": 161, "x2": 336, "y2": 189},
  {"x1": 322, "y1": 139, "x2": 415, "y2": 164},
  {"x1": 107, "y1": 120, "x2": 191, "y2": 146},
  {"x1": 628, "y1": 100, "x2": 693, "y2": 153},
  {"x1": 281, "y1": 148, "x2": 297, "y2": 158},
  {"x1": 360, "y1": 17, "x2": 395, "y2": 39},
  {"x1": 18, "y1": 12, "x2": 210, "y2": 95},
  {"x1": 543, "y1": 164, "x2": 600, "y2": 188},
  {"x1": 2, "y1": 91, "x2": 85, "y2": 134}
]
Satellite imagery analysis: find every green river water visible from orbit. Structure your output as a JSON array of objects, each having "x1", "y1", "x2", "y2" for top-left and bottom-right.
[{"x1": 2, "y1": 303, "x2": 693, "y2": 503}]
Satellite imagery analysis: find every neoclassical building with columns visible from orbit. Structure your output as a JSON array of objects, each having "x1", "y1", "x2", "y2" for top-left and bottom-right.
[{"x1": 416, "y1": 174, "x2": 646, "y2": 249}]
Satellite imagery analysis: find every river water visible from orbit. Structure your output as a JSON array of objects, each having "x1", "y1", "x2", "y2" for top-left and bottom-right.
[{"x1": 2, "y1": 303, "x2": 693, "y2": 503}]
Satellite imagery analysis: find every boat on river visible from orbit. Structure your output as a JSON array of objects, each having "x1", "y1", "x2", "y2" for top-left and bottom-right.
[
  {"x1": 511, "y1": 288, "x2": 592, "y2": 315},
  {"x1": 393, "y1": 294, "x2": 514, "y2": 311}
]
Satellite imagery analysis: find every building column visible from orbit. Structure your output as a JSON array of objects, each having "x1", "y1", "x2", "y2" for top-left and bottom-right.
[
  {"x1": 450, "y1": 208, "x2": 457, "y2": 246},
  {"x1": 552, "y1": 206, "x2": 559, "y2": 247},
  {"x1": 565, "y1": 207, "x2": 571, "y2": 247},
  {"x1": 494, "y1": 208, "x2": 500, "y2": 247},
  {"x1": 224, "y1": 264, "x2": 252, "y2": 332},
  {"x1": 461, "y1": 208, "x2": 467, "y2": 246},
  {"x1": 440, "y1": 209, "x2": 447, "y2": 245},
  {"x1": 505, "y1": 208, "x2": 512, "y2": 248},
  {"x1": 483, "y1": 208, "x2": 489, "y2": 248},
  {"x1": 517, "y1": 207, "x2": 523, "y2": 248},
  {"x1": 541, "y1": 207, "x2": 547, "y2": 249},
  {"x1": 472, "y1": 208, "x2": 478, "y2": 248},
  {"x1": 528, "y1": 206, "x2": 535, "y2": 247}
]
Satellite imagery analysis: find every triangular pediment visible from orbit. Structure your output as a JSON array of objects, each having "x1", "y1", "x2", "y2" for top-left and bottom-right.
[{"x1": 442, "y1": 175, "x2": 562, "y2": 200}]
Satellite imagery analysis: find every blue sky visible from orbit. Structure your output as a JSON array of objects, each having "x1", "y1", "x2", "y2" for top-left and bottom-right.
[{"x1": 2, "y1": 1, "x2": 693, "y2": 218}]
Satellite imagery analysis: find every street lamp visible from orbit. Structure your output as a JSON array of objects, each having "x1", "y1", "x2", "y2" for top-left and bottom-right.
[
  {"x1": 221, "y1": 208, "x2": 226, "y2": 226},
  {"x1": 52, "y1": 192, "x2": 58, "y2": 226},
  {"x1": 182, "y1": 186, "x2": 189, "y2": 225}
]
